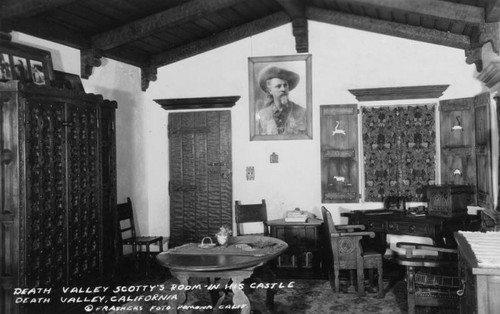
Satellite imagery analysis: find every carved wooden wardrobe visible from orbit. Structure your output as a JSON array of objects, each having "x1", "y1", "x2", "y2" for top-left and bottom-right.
[{"x1": 0, "y1": 81, "x2": 117, "y2": 313}]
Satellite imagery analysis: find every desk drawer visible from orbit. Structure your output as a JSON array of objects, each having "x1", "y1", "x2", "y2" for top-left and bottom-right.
[
  {"x1": 364, "y1": 220, "x2": 386, "y2": 232},
  {"x1": 387, "y1": 221, "x2": 433, "y2": 237},
  {"x1": 271, "y1": 226, "x2": 319, "y2": 251}
]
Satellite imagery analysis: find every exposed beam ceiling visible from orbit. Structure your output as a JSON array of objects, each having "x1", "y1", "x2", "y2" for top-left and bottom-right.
[
  {"x1": 306, "y1": 7, "x2": 471, "y2": 50},
  {"x1": 151, "y1": 12, "x2": 290, "y2": 67},
  {"x1": 485, "y1": 0, "x2": 500, "y2": 22},
  {"x1": 332, "y1": 0, "x2": 484, "y2": 24},
  {"x1": 91, "y1": 0, "x2": 244, "y2": 50},
  {"x1": 1, "y1": 0, "x2": 80, "y2": 19}
]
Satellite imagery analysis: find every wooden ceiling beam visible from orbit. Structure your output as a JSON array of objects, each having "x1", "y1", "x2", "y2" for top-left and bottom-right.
[
  {"x1": 275, "y1": 0, "x2": 308, "y2": 53},
  {"x1": 3, "y1": 18, "x2": 90, "y2": 48},
  {"x1": 1, "y1": 0, "x2": 81, "y2": 19},
  {"x1": 485, "y1": 0, "x2": 500, "y2": 22},
  {"x1": 306, "y1": 7, "x2": 471, "y2": 50},
  {"x1": 91, "y1": 0, "x2": 244, "y2": 50},
  {"x1": 150, "y1": 12, "x2": 290, "y2": 68},
  {"x1": 330, "y1": 0, "x2": 484, "y2": 25}
]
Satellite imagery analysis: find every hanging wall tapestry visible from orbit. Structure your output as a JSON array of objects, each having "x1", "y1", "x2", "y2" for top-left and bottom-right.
[{"x1": 362, "y1": 104, "x2": 436, "y2": 202}]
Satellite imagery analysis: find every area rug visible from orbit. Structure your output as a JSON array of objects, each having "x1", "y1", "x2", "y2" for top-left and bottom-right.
[{"x1": 109, "y1": 277, "x2": 410, "y2": 314}]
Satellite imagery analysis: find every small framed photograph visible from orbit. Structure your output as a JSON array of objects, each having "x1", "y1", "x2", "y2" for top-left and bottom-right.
[
  {"x1": 0, "y1": 40, "x2": 54, "y2": 85},
  {"x1": 248, "y1": 54, "x2": 312, "y2": 141},
  {"x1": 0, "y1": 53, "x2": 13, "y2": 80}
]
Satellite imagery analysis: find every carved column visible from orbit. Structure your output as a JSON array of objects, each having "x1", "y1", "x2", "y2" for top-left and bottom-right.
[{"x1": 476, "y1": 32, "x2": 500, "y2": 228}]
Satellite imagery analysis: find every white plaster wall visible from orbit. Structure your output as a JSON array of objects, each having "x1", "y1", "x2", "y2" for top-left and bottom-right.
[
  {"x1": 146, "y1": 20, "x2": 484, "y2": 236},
  {"x1": 10, "y1": 19, "x2": 488, "y2": 240}
]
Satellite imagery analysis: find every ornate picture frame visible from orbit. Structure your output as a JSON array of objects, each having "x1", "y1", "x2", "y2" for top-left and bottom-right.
[
  {"x1": 248, "y1": 54, "x2": 312, "y2": 141},
  {"x1": 0, "y1": 40, "x2": 54, "y2": 85}
]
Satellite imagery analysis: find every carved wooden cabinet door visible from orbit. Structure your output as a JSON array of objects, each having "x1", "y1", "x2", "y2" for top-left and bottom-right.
[
  {"x1": 474, "y1": 93, "x2": 492, "y2": 209},
  {"x1": 168, "y1": 110, "x2": 232, "y2": 246},
  {"x1": 320, "y1": 104, "x2": 359, "y2": 203},
  {"x1": 439, "y1": 93, "x2": 492, "y2": 207},
  {"x1": 24, "y1": 97, "x2": 68, "y2": 287},
  {"x1": 65, "y1": 102, "x2": 101, "y2": 282},
  {"x1": 439, "y1": 97, "x2": 476, "y2": 200}
]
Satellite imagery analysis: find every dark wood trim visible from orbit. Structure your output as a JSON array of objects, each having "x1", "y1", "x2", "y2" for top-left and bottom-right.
[
  {"x1": 154, "y1": 96, "x2": 240, "y2": 110},
  {"x1": 151, "y1": 12, "x2": 289, "y2": 67},
  {"x1": 349, "y1": 85, "x2": 450, "y2": 101},
  {"x1": 485, "y1": 0, "x2": 500, "y2": 22},
  {"x1": 3, "y1": 18, "x2": 90, "y2": 49},
  {"x1": 275, "y1": 0, "x2": 308, "y2": 53},
  {"x1": 1, "y1": 0, "x2": 81, "y2": 19},
  {"x1": 306, "y1": 7, "x2": 471, "y2": 50},
  {"x1": 332, "y1": 0, "x2": 484, "y2": 24},
  {"x1": 91, "y1": 0, "x2": 243, "y2": 50}
]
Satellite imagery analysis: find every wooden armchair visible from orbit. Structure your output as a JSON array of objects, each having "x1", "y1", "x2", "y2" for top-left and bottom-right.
[
  {"x1": 321, "y1": 207, "x2": 384, "y2": 297},
  {"x1": 395, "y1": 242, "x2": 461, "y2": 314}
]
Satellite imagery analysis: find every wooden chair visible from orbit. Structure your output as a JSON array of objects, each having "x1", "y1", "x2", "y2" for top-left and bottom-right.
[
  {"x1": 117, "y1": 197, "x2": 163, "y2": 277},
  {"x1": 233, "y1": 199, "x2": 275, "y2": 309},
  {"x1": 235, "y1": 199, "x2": 269, "y2": 236},
  {"x1": 321, "y1": 207, "x2": 384, "y2": 298},
  {"x1": 395, "y1": 242, "x2": 461, "y2": 314}
]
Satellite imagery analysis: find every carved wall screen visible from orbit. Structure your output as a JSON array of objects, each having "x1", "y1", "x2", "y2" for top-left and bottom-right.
[
  {"x1": 320, "y1": 104, "x2": 359, "y2": 203},
  {"x1": 0, "y1": 81, "x2": 117, "y2": 313},
  {"x1": 362, "y1": 104, "x2": 436, "y2": 202}
]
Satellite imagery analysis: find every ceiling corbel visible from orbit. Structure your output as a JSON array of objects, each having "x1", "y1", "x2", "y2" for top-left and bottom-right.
[
  {"x1": 81, "y1": 49, "x2": 103, "y2": 79},
  {"x1": 465, "y1": 47, "x2": 483, "y2": 72},
  {"x1": 141, "y1": 67, "x2": 157, "y2": 92},
  {"x1": 275, "y1": 0, "x2": 308, "y2": 53}
]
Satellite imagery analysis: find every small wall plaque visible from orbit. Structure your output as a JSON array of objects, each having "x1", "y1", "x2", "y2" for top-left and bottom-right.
[
  {"x1": 270, "y1": 152, "x2": 279, "y2": 163},
  {"x1": 246, "y1": 166, "x2": 255, "y2": 180}
]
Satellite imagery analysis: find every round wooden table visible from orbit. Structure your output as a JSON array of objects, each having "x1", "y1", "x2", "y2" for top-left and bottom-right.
[{"x1": 156, "y1": 235, "x2": 287, "y2": 314}]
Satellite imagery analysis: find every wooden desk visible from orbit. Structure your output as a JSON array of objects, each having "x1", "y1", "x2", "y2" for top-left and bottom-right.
[
  {"x1": 266, "y1": 217, "x2": 324, "y2": 278},
  {"x1": 455, "y1": 232, "x2": 500, "y2": 314},
  {"x1": 342, "y1": 210, "x2": 479, "y2": 248},
  {"x1": 156, "y1": 235, "x2": 287, "y2": 314}
]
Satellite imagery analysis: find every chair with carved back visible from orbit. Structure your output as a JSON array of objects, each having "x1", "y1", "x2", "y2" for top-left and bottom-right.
[
  {"x1": 395, "y1": 242, "x2": 461, "y2": 314},
  {"x1": 321, "y1": 207, "x2": 384, "y2": 298},
  {"x1": 235, "y1": 199, "x2": 269, "y2": 236},
  {"x1": 233, "y1": 199, "x2": 276, "y2": 309},
  {"x1": 117, "y1": 197, "x2": 163, "y2": 278}
]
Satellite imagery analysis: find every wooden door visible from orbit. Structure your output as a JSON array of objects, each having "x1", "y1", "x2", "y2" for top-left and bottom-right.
[
  {"x1": 474, "y1": 93, "x2": 492, "y2": 209},
  {"x1": 320, "y1": 104, "x2": 359, "y2": 203},
  {"x1": 439, "y1": 97, "x2": 476, "y2": 203},
  {"x1": 168, "y1": 111, "x2": 232, "y2": 246}
]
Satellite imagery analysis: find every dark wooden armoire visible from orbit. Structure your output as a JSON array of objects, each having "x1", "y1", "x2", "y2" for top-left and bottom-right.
[{"x1": 0, "y1": 81, "x2": 117, "y2": 314}]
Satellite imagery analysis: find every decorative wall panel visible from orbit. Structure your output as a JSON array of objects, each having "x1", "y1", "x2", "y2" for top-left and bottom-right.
[
  {"x1": 320, "y1": 104, "x2": 359, "y2": 203},
  {"x1": 362, "y1": 104, "x2": 436, "y2": 202}
]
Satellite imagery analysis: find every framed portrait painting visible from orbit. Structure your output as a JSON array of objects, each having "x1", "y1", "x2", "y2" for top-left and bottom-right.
[
  {"x1": 0, "y1": 40, "x2": 54, "y2": 85},
  {"x1": 248, "y1": 54, "x2": 312, "y2": 141}
]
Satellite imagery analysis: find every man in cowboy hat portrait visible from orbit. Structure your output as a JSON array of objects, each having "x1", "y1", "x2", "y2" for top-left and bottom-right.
[{"x1": 256, "y1": 65, "x2": 306, "y2": 135}]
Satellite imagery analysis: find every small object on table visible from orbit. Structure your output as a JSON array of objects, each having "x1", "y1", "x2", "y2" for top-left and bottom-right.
[{"x1": 198, "y1": 237, "x2": 216, "y2": 249}]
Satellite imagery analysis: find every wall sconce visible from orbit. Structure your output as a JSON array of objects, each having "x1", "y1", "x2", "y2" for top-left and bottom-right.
[
  {"x1": 270, "y1": 152, "x2": 279, "y2": 163},
  {"x1": 451, "y1": 116, "x2": 463, "y2": 131}
]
